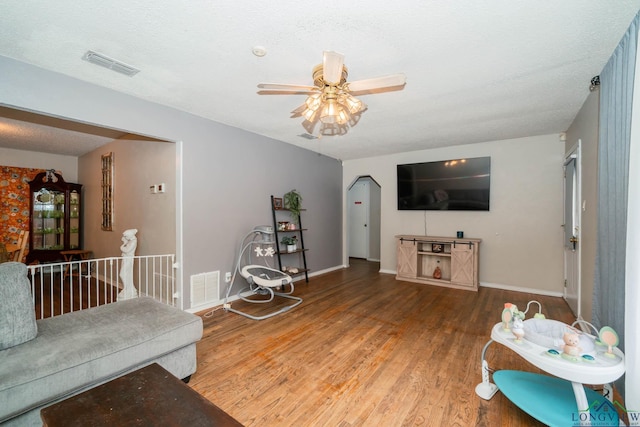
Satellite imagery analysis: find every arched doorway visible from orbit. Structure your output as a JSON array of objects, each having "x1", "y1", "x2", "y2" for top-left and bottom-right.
[{"x1": 347, "y1": 176, "x2": 381, "y2": 261}]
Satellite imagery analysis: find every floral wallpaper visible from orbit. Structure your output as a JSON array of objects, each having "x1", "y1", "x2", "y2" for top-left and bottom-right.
[{"x1": 1, "y1": 166, "x2": 45, "y2": 260}]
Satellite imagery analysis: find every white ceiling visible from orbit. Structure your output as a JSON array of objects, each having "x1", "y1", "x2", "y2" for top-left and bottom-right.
[{"x1": 0, "y1": 1, "x2": 639, "y2": 160}]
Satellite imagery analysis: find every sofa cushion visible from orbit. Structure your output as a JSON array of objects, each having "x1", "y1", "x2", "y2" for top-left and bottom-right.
[{"x1": 0, "y1": 262, "x2": 37, "y2": 350}]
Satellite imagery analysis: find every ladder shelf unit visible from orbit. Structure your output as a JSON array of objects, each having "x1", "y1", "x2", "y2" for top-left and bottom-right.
[{"x1": 271, "y1": 195, "x2": 309, "y2": 282}]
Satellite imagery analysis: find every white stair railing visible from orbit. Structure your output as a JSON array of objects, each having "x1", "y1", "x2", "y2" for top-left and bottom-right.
[{"x1": 27, "y1": 254, "x2": 176, "y2": 319}]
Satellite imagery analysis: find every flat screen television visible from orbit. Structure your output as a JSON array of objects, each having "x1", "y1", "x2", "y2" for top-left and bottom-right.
[{"x1": 397, "y1": 157, "x2": 491, "y2": 211}]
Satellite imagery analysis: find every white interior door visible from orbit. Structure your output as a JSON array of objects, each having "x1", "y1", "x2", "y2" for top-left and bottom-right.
[
  {"x1": 348, "y1": 180, "x2": 369, "y2": 259},
  {"x1": 564, "y1": 146, "x2": 581, "y2": 316}
]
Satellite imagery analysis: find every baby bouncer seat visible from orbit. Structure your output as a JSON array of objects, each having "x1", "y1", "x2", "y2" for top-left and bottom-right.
[{"x1": 224, "y1": 225, "x2": 302, "y2": 320}]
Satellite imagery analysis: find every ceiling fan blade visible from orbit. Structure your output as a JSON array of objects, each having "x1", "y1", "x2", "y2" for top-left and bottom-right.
[
  {"x1": 258, "y1": 90, "x2": 317, "y2": 95},
  {"x1": 346, "y1": 73, "x2": 406, "y2": 92},
  {"x1": 258, "y1": 83, "x2": 317, "y2": 91},
  {"x1": 323, "y1": 51, "x2": 345, "y2": 85},
  {"x1": 349, "y1": 86, "x2": 405, "y2": 96}
]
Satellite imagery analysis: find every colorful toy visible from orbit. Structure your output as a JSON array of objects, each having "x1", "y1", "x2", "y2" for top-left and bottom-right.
[
  {"x1": 501, "y1": 303, "x2": 518, "y2": 331},
  {"x1": 523, "y1": 300, "x2": 546, "y2": 319},
  {"x1": 511, "y1": 316, "x2": 525, "y2": 343},
  {"x1": 561, "y1": 331, "x2": 582, "y2": 360},
  {"x1": 597, "y1": 326, "x2": 620, "y2": 358}
]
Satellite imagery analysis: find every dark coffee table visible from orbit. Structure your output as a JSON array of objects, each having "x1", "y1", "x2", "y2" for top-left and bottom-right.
[{"x1": 41, "y1": 363, "x2": 243, "y2": 426}]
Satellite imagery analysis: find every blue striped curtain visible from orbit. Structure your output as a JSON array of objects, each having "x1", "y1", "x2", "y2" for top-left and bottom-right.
[{"x1": 593, "y1": 11, "x2": 639, "y2": 398}]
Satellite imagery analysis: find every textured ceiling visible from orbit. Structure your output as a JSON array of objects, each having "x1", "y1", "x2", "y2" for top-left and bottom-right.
[
  {"x1": 0, "y1": 1, "x2": 639, "y2": 160},
  {"x1": 0, "y1": 106, "x2": 130, "y2": 156}
]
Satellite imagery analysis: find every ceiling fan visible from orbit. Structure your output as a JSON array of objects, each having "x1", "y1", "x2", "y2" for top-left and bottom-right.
[{"x1": 257, "y1": 51, "x2": 406, "y2": 136}]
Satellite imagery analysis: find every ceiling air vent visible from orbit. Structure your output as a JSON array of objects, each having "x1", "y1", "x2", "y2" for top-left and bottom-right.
[
  {"x1": 298, "y1": 133, "x2": 318, "y2": 140},
  {"x1": 82, "y1": 50, "x2": 140, "y2": 77}
]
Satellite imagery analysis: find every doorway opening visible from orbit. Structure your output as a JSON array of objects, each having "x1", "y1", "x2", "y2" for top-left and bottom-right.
[
  {"x1": 563, "y1": 141, "x2": 581, "y2": 317},
  {"x1": 347, "y1": 176, "x2": 381, "y2": 262}
]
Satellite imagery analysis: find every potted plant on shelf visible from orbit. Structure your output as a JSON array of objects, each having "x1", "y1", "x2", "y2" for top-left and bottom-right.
[
  {"x1": 281, "y1": 236, "x2": 298, "y2": 252},
  {"x1": 283, "y1": 189, "x2": 302, "y2": 222}
]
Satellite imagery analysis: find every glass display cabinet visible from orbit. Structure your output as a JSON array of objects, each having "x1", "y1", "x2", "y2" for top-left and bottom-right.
[{"x1": 27, "y1": 170, "x2": 83, "y2": 264}]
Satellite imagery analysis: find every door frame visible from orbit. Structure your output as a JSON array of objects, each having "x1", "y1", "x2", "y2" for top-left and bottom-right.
[
  {"x1": 347, "y1": 178, "x2": 370, "y2": 259},
  {"x1": 346, "y1": 175, "x2": 381, "y2": 265},
  {"x1": 563, "y1": 141, "x2": 582, "y2": 317}
]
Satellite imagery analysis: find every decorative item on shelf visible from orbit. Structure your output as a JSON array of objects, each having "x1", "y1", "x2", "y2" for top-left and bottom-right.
[
  {"x1": 283, "y1": 189, "x2": 302, "y2": 222},
  {"x1": 281, "y1": 266, "x2": 300, "y2": 274},
  {"x1": 273, "y1": 197, "x2": 283, "y2": 210},
  {"x1": 36, "y1": 190, "x2": 52, "y2": 203},
  {"x1": 433, "y1": 260, "x2": 442, "y2": 279},
  {"x1": 287, "y1": 223, "x2": 296, "y2": 230},
  {"x1": 278, "y1": 221, "x2": 289, "y2": 231},
  {"x1": 457, "y1": 231, "x2": 464, "y2": 238},
  {"x1": 432, "y1": 243, "x2": 443, "y2": 253},
  {"x1": 281, "y1": 235, "x2": 298, "y2": 252}
]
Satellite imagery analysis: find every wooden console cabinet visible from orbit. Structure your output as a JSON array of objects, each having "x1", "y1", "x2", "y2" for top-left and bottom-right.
[{"x1": 395, "y1": 235, "x2": 481, "y2": 291}]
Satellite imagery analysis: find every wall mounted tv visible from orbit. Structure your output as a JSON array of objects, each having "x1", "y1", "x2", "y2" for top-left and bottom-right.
[{"x1": 397, "y1": 157, "x2": 491, "y2": 211}]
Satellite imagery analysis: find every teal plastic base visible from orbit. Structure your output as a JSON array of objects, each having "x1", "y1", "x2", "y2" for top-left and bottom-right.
[{"x1": 494, "y1": 370, "x2": 619, "y2": 427}]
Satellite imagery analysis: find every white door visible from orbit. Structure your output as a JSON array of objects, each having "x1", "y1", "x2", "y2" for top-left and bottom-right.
[
  {"x1": 563, "y1": 146, "x2": 581, "y2": 316},
  {"x1": 348, "y1": 180, "x2": 369, "y2": 259}
]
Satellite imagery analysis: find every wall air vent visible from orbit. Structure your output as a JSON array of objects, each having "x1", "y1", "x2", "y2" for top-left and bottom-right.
[
  {"x1": 82, "y1": 50, "x2": 140, "y2": 77},
  {"x1": 190, "y1": 271, "x2": 220, "y2": 309}
]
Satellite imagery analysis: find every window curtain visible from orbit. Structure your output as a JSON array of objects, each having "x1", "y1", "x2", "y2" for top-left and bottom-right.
[
  {"x1": 626, "y1": 82, "x2": 640, "y2": 419},
  {"x1": 625, "y1": 13, "x2": 640, "y2": 416},
  {"x1": 0, "y1": 166, "x2": 45, "y2": 259},
  {"x1": 593, "y1": 12, "x2": 639, "y2": 404}
]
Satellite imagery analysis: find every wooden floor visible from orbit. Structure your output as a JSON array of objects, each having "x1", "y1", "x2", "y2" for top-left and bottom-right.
[
  {"x1": 33, "y1": 274, "x2": 116, "y2": 319},
  {"x1": 190, "y1": 259, "x2": 577, "y2": 426},
  {"x1": 34, "y1": 274, "x2": 119, "y2": 319}
]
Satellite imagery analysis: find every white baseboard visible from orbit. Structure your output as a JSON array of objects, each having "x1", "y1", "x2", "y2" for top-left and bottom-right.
[
  {"x1": 385, "y1": 269, "x2": 563, "y2": 297},
  {"x1": 307, "y1": 265, "x2": 344, "y2": 277},
  {"x1": 479, "y1": 281, "x2": 564, "y2": 297}
]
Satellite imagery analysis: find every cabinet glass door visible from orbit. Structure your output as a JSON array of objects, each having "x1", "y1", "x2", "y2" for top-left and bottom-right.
[
  {"x1": 69, "y1": 190, "x2": 80, "y2": 249},
  {"x1": 32, "y1": 189, "x2": 65, "y2": 250}
]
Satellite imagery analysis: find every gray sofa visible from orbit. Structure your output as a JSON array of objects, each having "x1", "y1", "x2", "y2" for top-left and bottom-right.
[{"x1": 0, "y1": 262, "x2": 203, "y2": 426}]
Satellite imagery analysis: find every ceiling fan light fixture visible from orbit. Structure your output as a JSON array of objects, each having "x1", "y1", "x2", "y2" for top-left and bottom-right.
[
  {"x1": 305, "y1": 93, "x2": 322, "y2": 110},
  {"x1": 302, "y1": 106, "x2": 319, "y2": 122},
  {"x1": 320, "y1": 99, "x2": 339, "y2": 124},
  {"x1": 258, "y1": 51, "x2": 406, "y2": 137},
  {"x1": 337, "y1": 108, "x2": 351, "y2": 125},
  {"x1": 322, "y1": 51, "x2": 345, "y2": 85},
  {"x1": 341, "y1": 94, "x2": 365, "y2": 114},
  {"x1": 319, "y1": 122, "x2": 348, "y2": 137}
]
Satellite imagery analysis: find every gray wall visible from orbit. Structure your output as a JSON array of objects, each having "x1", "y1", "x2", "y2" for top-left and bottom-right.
[
  {"x1": 0, "y1": 55, "x2": 343, "y2": 309},
  {"x1": 565, "y1": 90, "x2": 600, "y2": 322}
]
